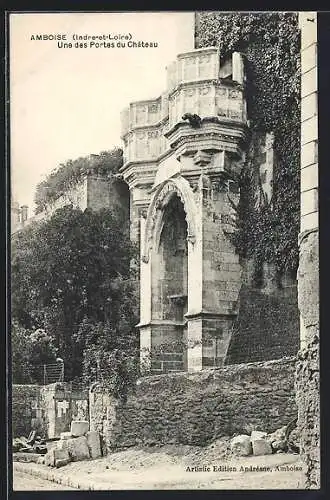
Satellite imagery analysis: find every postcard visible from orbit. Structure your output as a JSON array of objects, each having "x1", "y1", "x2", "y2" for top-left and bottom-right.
[{"x1": 9, "y1": 11, "x2": 319, "y2": 491}]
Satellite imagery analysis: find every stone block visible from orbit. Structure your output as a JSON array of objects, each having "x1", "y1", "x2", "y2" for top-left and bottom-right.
[
  {"x1": 301, "y1": 211, "x2": 318, "y2": 232},
  {"x1": 301, "y1": 164, "x2": 318, "y2": 193},
  {"x1": 44, "y1": 449, "x2": 55, "y2": 467},
  {"x1": 46, "y1": 440, "x2": 59, "y2": 453},
  {"x1": 71, "y1": 420, "x2": 89, "y2": 437},
  {"x1": 13, "y1": 452, "x2": 41, "y2": 463},
  {"x1": 230, "y1": 435, "x2": 252, "y2": 456},
  {"x1": 301, "y1": 67, "x2": 317, "y2": 98},
  {"x1": 86, "y1": 431, "x2": 102, "y2": 459},
  {"x1": 301, "y1": 188, "x2": 318, "y2": 216},
  {"x1": 222, "y1": 252, "x2": 240, "y2": 264},
  {"x1": 301, "y1": 140, "x2": 318, "y2": 169},
  {"x1": 251, "y1": 430, "x2": 267, "y2": 441},
  {"x1": 57, "y1": 439, "x2": 68, "y2": 451},
  {"x1": 301, "y1": 43, "x2": 317, "y2": 74},
  {"x1": 232, "y1": 52, "x2": 244, "y2": 84},
  {"x1": 216, "y1": 289, "x2": 240, "y2": 302},
  {"x1": 60, "y1": 431, "x2": 73, "y2": 440},
  {"x1": 55, "y1": 458, "x2": 71, "y2": 468},
  {"x1": 66, "y1": 436, "x2": 90, "y2": 462},
  {"x1": 301, "y1": 115, "x2": 317, "y2": 145},
  {"x1": 54, "y1": 448, "x2": 70, "y2": 462},
  {"x1": 300, "y1": 13, "x2": 317, "y2": 47},
  {"x1": 252, "y1": 438, "x2": 273, "y2": 456},
  {"x1": 302, "y1": 92, "x2": 317, "y2": 122}
]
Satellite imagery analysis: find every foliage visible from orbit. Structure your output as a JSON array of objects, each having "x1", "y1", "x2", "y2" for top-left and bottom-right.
[
  {"x1": 77, "y1": 316, "x2": 139, "y2": 401},
  {"x1": 34, "y1": 148, "x2": 123, "y2": 214},
  {"x1": 11, "y1": 205, "x2": 138, "y2": 383},
  {"x1": 197, "y1": 12, "x2": 300, "y2": 272},
  {"x1": 11, "y1": 322, "x2": 58, "y2": 384},
  {"x1": 75, "y1": 274, "x2": 139, "y2": 400}
]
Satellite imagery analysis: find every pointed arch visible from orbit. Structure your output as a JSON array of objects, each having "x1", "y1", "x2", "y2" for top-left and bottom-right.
[{"x1": 141, "y1": 176, "x2": 197, "y2": 263}]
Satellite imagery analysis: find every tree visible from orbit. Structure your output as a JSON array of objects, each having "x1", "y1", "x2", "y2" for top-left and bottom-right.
[
  {"x1": 11, "y1": 205, "x2": 138, "y2": 382},
  {"x1": 11, "y1": 322, "x2": 58, "y2": 384}
]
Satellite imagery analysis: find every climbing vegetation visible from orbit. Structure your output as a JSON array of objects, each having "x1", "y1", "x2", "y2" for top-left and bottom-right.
[{"x1": 197, "y1": 12, "x2": 300, "y2": 273}]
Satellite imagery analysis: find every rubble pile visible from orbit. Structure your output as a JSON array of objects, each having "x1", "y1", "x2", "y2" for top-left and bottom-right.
[
  {"x1": 230, "y1": 419, "x2": 299, "y2": 457},
  {"x1": 13, "y1": 430, "x2": 47, "y2": 455},
  {"x1": 40, "y1": 420, "x2": 102, "y2": 468}
]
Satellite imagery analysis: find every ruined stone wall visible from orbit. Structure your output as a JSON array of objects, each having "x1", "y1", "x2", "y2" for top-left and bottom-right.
[
  {"x1": 225, "y1": 130, "x2": 300, "y2": 364},
  {"x1": 87, "y1": 176, "x2": 129, "y2": 217},
  {"x1": 90, "y1": 357, "x2": 297, "y2": 451},
  {"x1": 86, "y1": 176, "x2": 110, "y2": 211},
  {"x1": 226, "y1": 284, "x2": 299, "y2": 364},
  {"x1": 12, "y1": 383, "x2": 89, "y2": 439},
  {"x1": 13, "y1": 175, "x2": 130, "y2": 235},
  {"x1": 40, "y1": 383, "x2": 89, "y2": 439},
  {"x1": 295, "y1": 12, "x2": 319, "y2": 489},
  {"x1": 42, "y1": 178, "x2": 88, "y2": 214},
  {"x1": 295, "y1": 230, "x2": 319, "y2": 488},
  {"x1": 89, "y1": 390, "x2": 117, "y2": 456},
  {"x1": 12, "y1": 385, "x2": 44, "y2": 437}
]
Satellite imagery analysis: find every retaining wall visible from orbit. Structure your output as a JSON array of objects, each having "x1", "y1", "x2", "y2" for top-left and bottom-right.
[{"x1": 90, "y1": 357, "x2": 297, "y2": 453}]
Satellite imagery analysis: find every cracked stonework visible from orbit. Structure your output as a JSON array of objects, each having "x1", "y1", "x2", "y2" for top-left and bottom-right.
[{"x1": 296, "y1": 229, "x2": 320, "y2": 489}]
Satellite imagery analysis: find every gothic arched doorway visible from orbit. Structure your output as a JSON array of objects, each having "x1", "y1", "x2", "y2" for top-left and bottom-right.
[{"x1": 151, "y1": 193, "x2": 188, "y2": 372}]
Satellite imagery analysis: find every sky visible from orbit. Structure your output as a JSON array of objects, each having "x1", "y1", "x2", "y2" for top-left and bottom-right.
[{"x1": 10, "y1": 12, "x2": 195, "y2": 213}]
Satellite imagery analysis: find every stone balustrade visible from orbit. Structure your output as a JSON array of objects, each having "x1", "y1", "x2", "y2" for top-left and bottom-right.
[
  {"x1": 121, "y1": 47, "x2": 247, "y2": 166},
  {"x1": 166, "y1": 47, "x2": 220, "y2": 91}
]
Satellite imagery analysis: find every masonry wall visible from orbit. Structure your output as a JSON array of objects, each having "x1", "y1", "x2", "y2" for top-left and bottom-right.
[
  {"x1": 87, "y1": 176, "x2": 130, "y2": 217},
  {"x1": 225, "y1": 129, "x2": 300, "y2": 364},
  {"x1": 40, "y1": 383, "x2": 89, "y2": 439},
  {"x1": 90, "y1": 357, "x2": 297, "y2": 453},
  {"x1": 296, "y1": 11, "x2": 319, "y2": 489},
  {"x1": 12, "y1": 385, "x2": 44, "y2": 438},
  {"x1": 12, "y1": 383, "x2": 89, "y2": 439},
  {"x1": 226, "y1": 283, "x2": 300, "y2": 364},
  {"x1": 192, "y1": 13, "x2": 301, "y2": 369}
]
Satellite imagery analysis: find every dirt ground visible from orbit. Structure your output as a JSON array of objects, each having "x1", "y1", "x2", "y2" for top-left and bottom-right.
[
  {"x1": 13, "y1": 440, "x2": 306, "y2": 490},
  {"x1": 13, "y1": 470, "x2": 76, "y2": 490}
]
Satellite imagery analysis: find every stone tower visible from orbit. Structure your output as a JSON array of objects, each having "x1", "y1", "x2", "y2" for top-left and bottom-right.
[{"x1": 120, "y1": 47, "x2": 249, "y2": 373}]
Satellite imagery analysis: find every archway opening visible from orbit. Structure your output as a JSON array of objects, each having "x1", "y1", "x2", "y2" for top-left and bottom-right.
[{"x1": 151, "y1": 193, "x2": 188, "y2": 372}]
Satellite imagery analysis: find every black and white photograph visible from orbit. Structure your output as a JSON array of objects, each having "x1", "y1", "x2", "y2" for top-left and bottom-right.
[{"x1": 9, "y1": 11, "x2": 319, "y2": 491}]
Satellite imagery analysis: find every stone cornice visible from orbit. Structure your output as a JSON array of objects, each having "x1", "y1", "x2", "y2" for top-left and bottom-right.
[
  {"x1": 122, "y1": 169, "x2": 158, "y2": 189},
  {"x1": 120, "y1": 148, "x2": 173, "y2": 177},
  {"x1": 165, "y1": 117, "x2": 248, "y2": 141},
  {"x1": 176, "y1": 46, "x2": 218, "y2": 58},
  {"x1": 137, "y1": 320, "x2": 187, "y2": 328},
  {"x1": 121, "y1": 116, "x2": 169, "y2": 140},
  {"x1": 184, "y1": 310, "x2": 237, "y2": 320},
  {"x1": 169, "y1": 124, "x2": 249, "y2": 160},
  {"x1": 120, "y1": 158, "x2": 159, "y2": 173},
  {"x1": 168, "y1": 78, "x2": 244, "y2": 100}
]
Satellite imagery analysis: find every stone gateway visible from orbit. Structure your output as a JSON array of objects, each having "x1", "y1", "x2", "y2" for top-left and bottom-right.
[{"x1": 120, "y1": 46, "x2": 298, "y2": 374}]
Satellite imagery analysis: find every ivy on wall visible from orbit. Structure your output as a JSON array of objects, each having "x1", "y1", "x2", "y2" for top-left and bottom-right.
[
  {"x1": 196, "y1": 12, "x2": 300, "y2": 273},
  {"x1": 34, "y1": 148, "x2": 123, "y2": 214}
]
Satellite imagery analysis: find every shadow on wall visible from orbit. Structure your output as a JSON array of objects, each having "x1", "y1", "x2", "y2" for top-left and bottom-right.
[{"x1": 226, "y1": 285, "x2": 300, "y2": 365}]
